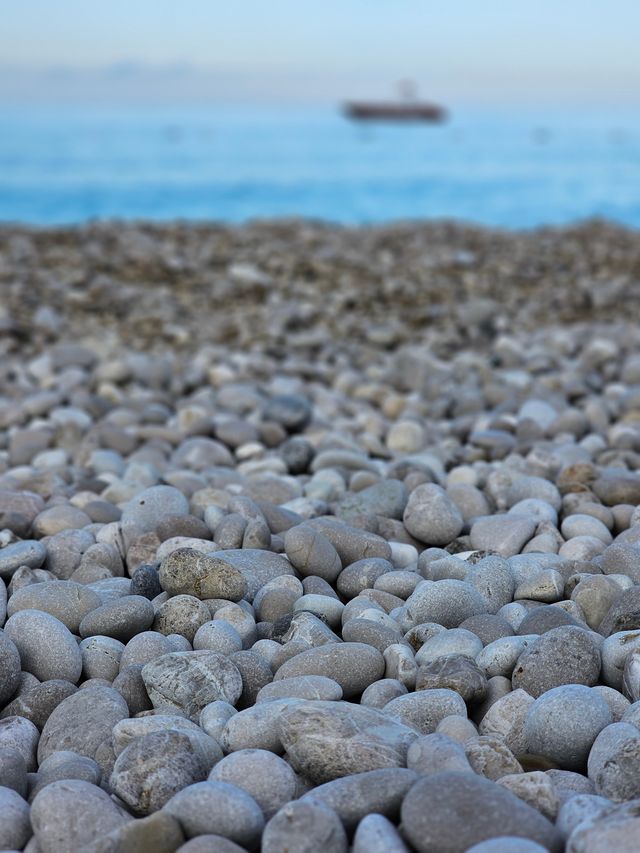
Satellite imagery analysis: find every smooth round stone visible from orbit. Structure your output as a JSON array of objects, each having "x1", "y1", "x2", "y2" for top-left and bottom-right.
[
  {"x1": 415, "y1": 628, "x2": 484, "y2": 666},
  {"x1": 110, "y1": 730, "x2": 209, "y2": 815},
  {"x1": 436, "y1": 716, "x2": 479, "y2": 744},
  {"x1": 524, "y1": 685, "x2": 612, "y2": 771},
  {"x1": 262, "y1": 799, "x2": 347, "y2": 853},
  {"x1": 31, "y1": 504, "x2": 92, "y2": 538},
  {"x1": 176, "y1": 835, "x2": 248, "y2": 853},
  {"x1": 466, "y1": 556, "x2": 516, "y2": 615},
  {"x1": 471, "y1": 515, "x2": 537, "y2": 558},
  {"x1": 37, "y1": 686, "x2": 129, "y2": 763},
  {"x1": 32, "y1": 751, "x2": 102, "y2": 799},
  {"x1": 301, "y1": 767, "x2": 417, "y2": 833},
  {"x1": 0, "y1": 679, "x2": 77, "y2": 730},
  {"x1": 406, "y1": 732, "x2": 472, "y2": 775},
  {"x1": 112, "y1": 664, "x2": 153, "y2": 715},
  {"x1": 337, "y1": 558, "x2": 393, "y2": 599},
  {"x1": 219, "y1": 699, "x2": 296, "y2": 753},
  {"x1": 4, "y1": 610, "x2": 82, "y2": 683},
  {"x1": 385, "y1": 689, "x2": 466, "y2": 734},
  {"x1": 307, "y1": 518, "x2": 391, "y2": 566},
  {"x1": 284, "y1": 525, "x2": 342, "y2": 582},
  {"x1": 598, "y1": 587, "x2": 640, "y2": 637},
  {"x1": 159, "y1": 549, "x2": 247, "y2": 602},
  {"x1": 0, "y1": 633, "x2": 21, "y2": 707},
  {"x1": 280, "y1": 435, "x2": 315, "y2": 474},
  {"x1": 360, "y1": 678, "x2": 408, "y2": 709},
  {"x1": 0, "y1": 540, "x2": 47, "y2": 578},
  {"x1": 561, "y1": 513, "x2": 613, "y2": 545},
  {"x1": 405, "y1": 580, "x2": 488, "y2": 629},
  {"x1": 229, "y1": 649, "x2": 273, "y2": 708},
  {"x1": 511, "y1": 626, "x2": 601, "y2": 697},
  {"x1": 274, "y1": 642, "x2": 384, "y2": 698},
  {"x1": 587, "y1": 722, "x2": 640, "y2": 802},
  {"x1": 401, "y1": 771, "x2": 559, "y2": 853},
  {"x1": 459, "y1": 614, "x2": 514, "y2": 645},
  {"x1": 353, "y1": 813, "x2": 410, "y2": 853},
  {"x1": 153, "y1": 595, "x2": 211, "y2": 643},
  {"x1": 78, "y1": 595, "x2": 154, "y2": 642},
  {"x1": 80, "y1": 636, "x2": 125, "y2": 681},
  {"x1": 163, "y1": 780, "x2": 264, "y2": 846},
  {"x1": 120, "y1": 631, "x2": 176, "y2": 670},
  {"x1": 257, "y1": 675, "x2": 343, "y2": 704},
  {"x1": 0, "y1": 716, "x2": 39, "y2": 771},
  {"x1": 566, "y1": 800, "x2": 640, "y2": 852},
  {"x1": 555, "y1": 793, "x2": 612, "y2": 840},
  {"x1": 601, "y1": 631, "x2": 640, "y2": 690},
  {"x1": 0, "y1": 747, "x2": 28, "y2": 797},
  {"x1": 208, "y1": 749, "x2": 296, "y2": 818},
  {"x1": 31, "y1": 779, "x2": 129, "y2": 853},
  {"x1": 417, "y1": 654, "x2": 488, "y2": 704},
  {"x1": 6, "y1": 580, "x2": 101, "y2": 632},
  {"x1": 263, "y1": 394, "x2": 312, "y2": 432},
  {"x1": 142, "y1": 651, "x2": 243, "y2": 720},
  {"x1": 193, "y1": 621, "x2": 243, "y2": 654},
  {"x1": 477, "y1": 635, "x2": 539, "y2": 679},
  {"x1": 293, "y1": 594, "x2": 344, "y2": 628},
  {"x1": 479, "y1": 689, "x2": 535, "y2": 756},
  {"x1": 592, "y1": 685, "x2": 630, "y2": 721},
  {"x1": 207, "y1": 549, "x2": 296, "y2": 602},
  {"x1": 277, "y1": 700, "x2": 418, "y2": 783},
  {"x1": 464, "y1": 735, "x2": 523, "y2": 781},
  {"x1": 121, "y1": 485, "x2": 190, "y2": 547},
  {"x1": 131, "y1": 563, "x2": 163, "y2": 600},
  {"x1": 403, "y1": 484, "x2": 464, "y2": 546},
  {"x1": 0, "y1": 785, "x2": 31, "y2": 849},
  {"x1": 509, "y1": 499, "x2": 558, "y2": 526}
]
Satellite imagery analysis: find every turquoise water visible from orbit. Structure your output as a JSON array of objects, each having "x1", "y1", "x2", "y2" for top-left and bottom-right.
[{"x1": 1, "y1": 104, "x2": 639, "y2": 227}]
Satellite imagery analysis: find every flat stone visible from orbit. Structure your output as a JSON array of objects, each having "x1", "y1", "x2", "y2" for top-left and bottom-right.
[
  {"x1": 274, "y1": 642, "x2": 385, "y2": 698},
  {"x1": 470, "y1": 516, "x2": 536, "y2": 558},
  {"x1": 79, "y1": 595, "x2": 155, "y2": 642},
  {"x1": 159, "y1": 548, "x2": 247, "y2": 601},
  {"x1": 278, "y1": 700, "x2": 418, "y2": 783},
  {"x1": 401, "y1": 771, "x2": 560, "y2": 853},
  {"x1": 0, "y1": 540, "x2": 47, "y2": 578},
  {"x1": 142, "y1": 651, "x2": 243, "y2": 720}
]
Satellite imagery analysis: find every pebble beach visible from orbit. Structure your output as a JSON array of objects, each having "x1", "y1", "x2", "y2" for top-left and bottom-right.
[{"x1": 1, "y1": 218, "x2": 640, "y2": 851}]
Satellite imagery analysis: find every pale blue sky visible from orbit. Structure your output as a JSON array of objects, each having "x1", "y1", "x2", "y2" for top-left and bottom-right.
[{"x1": 1, "y1": 0, "x2": 639, "y2": 104}]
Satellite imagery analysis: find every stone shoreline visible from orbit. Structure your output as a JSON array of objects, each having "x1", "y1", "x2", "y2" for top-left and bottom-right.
[{"x1": 1, "y1": 219, "x2": 640, "y2": 851}]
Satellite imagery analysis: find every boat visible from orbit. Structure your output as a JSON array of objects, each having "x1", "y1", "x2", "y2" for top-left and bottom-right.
[
  {"x1": 343, "y1": 101, "x2": 447, "y2": 123},
  {"x1": 342, "y1": 80, "x2": 447, "y2": 124}
]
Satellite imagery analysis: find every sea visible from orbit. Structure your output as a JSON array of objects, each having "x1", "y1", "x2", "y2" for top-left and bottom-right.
[{"x1": 1, "y1": 104, "x2": 639, "y2": 228}]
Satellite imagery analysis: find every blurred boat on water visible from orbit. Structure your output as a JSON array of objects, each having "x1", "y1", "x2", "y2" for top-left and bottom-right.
[{"x1": 342, "y1": 80, "x2": 447, "y2": 123}]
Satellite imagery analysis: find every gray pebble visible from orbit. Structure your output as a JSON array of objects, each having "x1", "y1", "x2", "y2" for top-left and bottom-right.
[
  {"x1": 256, "y1": 675, "x2": 343, "y2": 704},
  {"x1": 274, "y1": 642, "x2": 384, "y2": 698},
  {"x1": 587, "y1": 721, "x2": 640, "y2": 802},
  {"x1": 208, "y1": 748, "x2": 296, "y2": 818},
  {"x1": 142, "y1": 651, "x2": 243, "y2": 720},
  {"x1": 403, "y1": 484, "x2": 464, "y2": 546},
  {"x1": 110, "y1": 729, "x2": 209, "y2": 815},
  {"x1": 405, "y1": 580, "x2": 487, "y2": 628},
  {"x1": 401, "y1": 771, "x2": 560, "y2": 853},
  {"x1": 512, "y1": 626, "x2": 601, "y2": 696},
  {"x1": 353, "y1": 813, "x2": 409, "y2": 853},
  {"x1": 524, "y1": 685, "x2": 612, "y2": 771},
  {"x1": 301, "y1": 767, "x2": 417, "y2": 832},
  {"x1": 80, "y1": 636, "x2": 125, "y2": 681},
  {"x1": 79, "y1": 595, "x2": 154, "y2": 642},
  {"x1": 37, "y1": 686, "x2": 128, "y2": 763},
  {"x1": 4, "y1": 610, "x2": 82, "y2": 683},
  {"x1": 0, "y1": 785, "x2": 31, "y2": 849},
  {"x1": 31, "y1": 778, "x2": 128, "y2": 853},
  {"x1": 163, "y1": 780, "x2": 264, "y2": 847},
  {"x1": 385, "y1": 688, "x2": 467, "y2": 734},
  {"x1": 0, "y1": 632, "x2": 21, "y2": 706},
  {"x1": 7, "y1": 579, "x2": 101, "y2": 632},
  {"x1": 0, "y1": 540, "x2": 47, "y2": 578},
  {"x1": 159, "y1": 549, "x2": 247, "y2": 602},
  {"x1": 262, "y1": 799, "x2": 347, "y2": 853},
  {"x1": 153, "y1": 595, "x2": 211, "y2": 643},
  {"x1": 278, "y1": 700, "x2": 418, "y2": 783}
]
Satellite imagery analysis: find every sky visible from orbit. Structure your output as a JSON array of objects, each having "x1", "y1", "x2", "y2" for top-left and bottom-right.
[{"x1": 1, "y1": 0, "x2": 639, "y2": 105}]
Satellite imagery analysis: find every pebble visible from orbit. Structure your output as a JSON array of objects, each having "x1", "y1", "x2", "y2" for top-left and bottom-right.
[
  {"x1": 208, "y1": 748, "x2": 296, "y2": 818},
  {"x1": 524, "y1": 685, "x2": 612, "y2": 771},
  {"x1": 274, "y1": 642, "x2": 384, "y2": 697},
  {"x1": 159, "y1": 549, "x2": 247, "y2": 602},
  {"x1": 7, "y1": 579, "x2": 101, "y2": 633},
  {"x1": 587, "y1": 721, "x2": 640, "y2": 801},
  {"x1": 353, "y1": 813, "x2": 410, "y2": 853},
  {"x1": 31, "y1": 778, "x2": 129, "y2": 853},
  {"x1": 277, "y1": 700, "x2": 418, "y2": 782},
  {"x1": 402, "y1": 484, "x2": 464, "y2": 545},
  {"x1": 0, "y1": 785, "x2": 31, "y2": 849},
  {"x1": 4, "y1": 610, "x2": 82, "y2": 683},
  {"x1": 511, "y1": 626, "x2": 601, "y2": 696},
  {"x1": 401, "y1": 771, "x2": 560, "y2": 852},
  {"x1": 262, "y1": 799, "x2": 347, "y2": 853},
  {"x1": 78, "y1": 595, "x2": 155, "y2": 642},
  {"x1": 142, "y1": 651, "x2": 243, "y2": 720},
  {"x1": 0, "y1": 540, "x2": 47, "y2": 578}
]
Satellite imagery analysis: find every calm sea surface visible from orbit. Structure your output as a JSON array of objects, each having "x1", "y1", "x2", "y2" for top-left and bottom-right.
[{"x1": 1, "y1": 104, "x2": 639, "y2": 227}]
